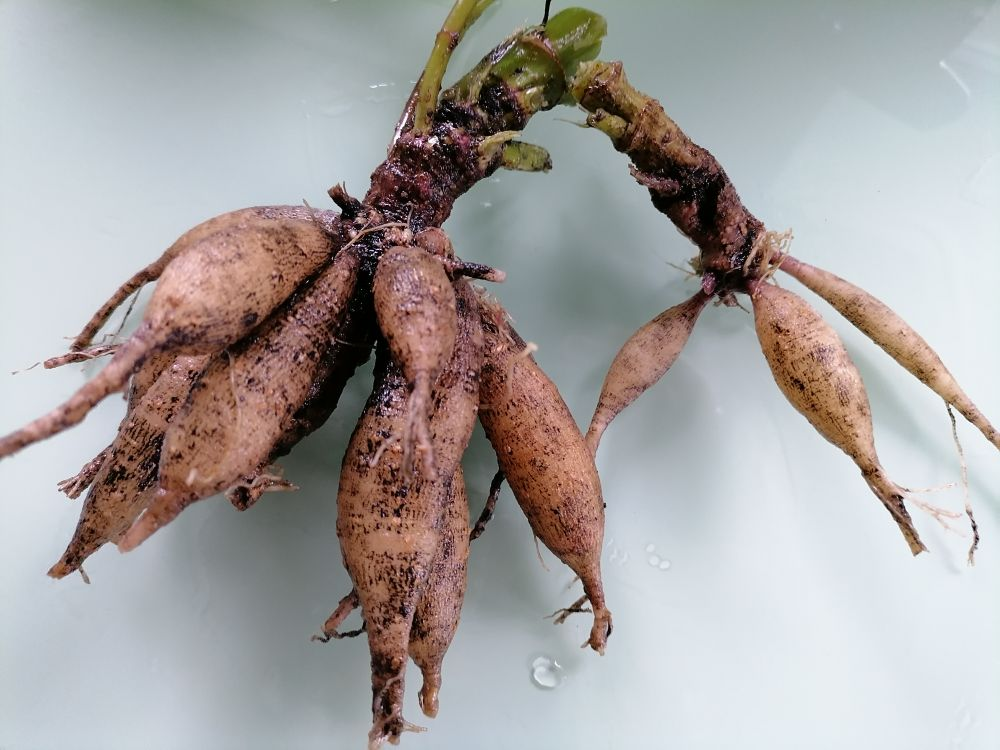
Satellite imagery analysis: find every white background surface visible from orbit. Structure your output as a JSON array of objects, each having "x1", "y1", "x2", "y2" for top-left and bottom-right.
[{"x1": 2, "y1": 2, "x2": 999, "y2": 748}]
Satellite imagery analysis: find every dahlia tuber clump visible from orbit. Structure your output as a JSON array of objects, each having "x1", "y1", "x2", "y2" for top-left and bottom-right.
[
  {"x1": 571, "y1": 59, "x2": 997, "y2": 560},
  {"x1": 1, "y1": 4, "x2": 995, "y2": 749},
  {"x1": 0, "y1": 3, "x2": 612, "y2": 747}
]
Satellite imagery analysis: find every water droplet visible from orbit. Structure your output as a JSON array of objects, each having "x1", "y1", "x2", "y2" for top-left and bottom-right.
[
  {"x1": 644, "y1": 543, "x2": 656, "y2": 553},
  {"x1": 648, "y1": 554, "x2": 661, "y2": 567},
  {"x1": 658, "y1": 559, "x2": 671, "y2": 571},
  {"x1": 530, "y1": 655, "x2": 565, "y2": 690}
]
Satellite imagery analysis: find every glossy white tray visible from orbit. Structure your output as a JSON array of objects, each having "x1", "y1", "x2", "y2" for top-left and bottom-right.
[{"x1": 2, "y1": 2, "x2": 998, "y2": 748}]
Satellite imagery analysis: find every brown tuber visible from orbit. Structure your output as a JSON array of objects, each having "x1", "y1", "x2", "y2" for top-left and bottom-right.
[
  {"x1": 750, "y1": 281, "x2": 926, "y2": 555},
  {"x1": 477, "y1": 295, "x2": 612, "y2": 653},
  {"x1": 119, "y1": 245, "x2": 360, "y2": 550},
  {"x1": 0, "y1": 206, "x2": 340, "y2": 460},
  {"x1": 3, "y1": 4, "x2": 996, "y2": 749},
  {"x1": 372, "y1": 245, "x2": 458, "y2": 480}
]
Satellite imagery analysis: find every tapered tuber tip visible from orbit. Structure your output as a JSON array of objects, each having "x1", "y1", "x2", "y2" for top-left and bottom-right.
[
  {"x1": 862, "y1": 469, "x2": 927, "y2": 556},
  {"x1": 47, "y1": 559, "x2": 74, "y2": 579},
  {"x1": 418, "y1": 673, "x2": 441, "y2": 718},
  {"x1": 587, "y1": 609, "x2": 613, "y2": 655},
  {"x1": 117, "y1": 489, "x2": 181, "y2": 552}
]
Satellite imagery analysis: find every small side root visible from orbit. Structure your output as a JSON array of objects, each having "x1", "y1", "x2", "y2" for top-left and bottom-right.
[
  {"x1": 533, "y1": 534, "x2": 550, "y2": 572},
  {"x1": 448, "y1": 258, "x2": 506, "y2": 283},
  {"x1": 57, "y1": 445, "x2": 111, "y2": 499},
  {"x1": 72, "y1": 260, "x2": 168, "y2": 351},
  {"x1": 946, "y1": 404, "x2": 979, "y2": 565},
  {"x1": 225, "y1": 465, "x2": 297, "y2": 511},
  {"x1": 368, "y1": 672, "x2": 422, "y2": 750},
  {"x1": 0, "y1": 329, "x2": 155, "y2": 459},
  {"x1": 546, "y1": 594, "x2": 591, "y2": 626},
  {"x1": 312, "y1": 590, "x2": 365, "y2": 642},
  {"x1": 402, "y1": 374, "x2": 436, "y2": 480},
  {"x1": 44, "y1": 344, "x2": 119, "y2": 370},
  {"x1": 368, "y1": 434, "x2": 399, "y2": 469},
  {"x1": 908, "y1": 496, "x2": 963, "y2": 531},
  {"x1": 470, "y1": 469, "x2": 504, "y2": 541},
  {"x1": 743, "y1": 228, "x2": 792, "y2": 280}
]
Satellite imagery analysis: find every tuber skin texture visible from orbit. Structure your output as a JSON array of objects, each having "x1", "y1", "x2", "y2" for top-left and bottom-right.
[
  {"x1": 586, "y1": 289, "x2": 710, "y2": 454},
  {"x1": 1, "y1": 7, "x2": 617, "y2": 748},
  {"x1": 476, "y1": 295, "x2": 612, "y2": 654},
  {"x1": 0, "y1": 206, "x2": 341, "y2": 460},
  {"x1": 778, "y1": 254, "x2": 1000, "y2": 452},
  {"x1": 66, "y1": 207, "x2": 325, "y2": 351},
  {"x1": 751, "y1": 281, "x2": 925, "y2": 555},
  {"x1": 48, "y1": 354, "x2": 209, "y2": 578},
  {"x1": 54, "y1": 349, "x2": 193, "y2": 502},
  {"x1": 572, "y1": 56, "x2": 994, "y2": 557},
  {"x1": 227, "y1": 277, "x2": 379, "y2": 511},
  {"x1": 408, "y1": 466, "x2": 471, "y2": 720},
  {"x1": 373, "y1": 245, "x2": 458, "y2": 480},
  {"x1": 337, "y1": 357, "x2": 441, "y2": 749},
  {"x1": 338, "y1": 280, "x2": 482, "y2": 748},
  {"x1": 118, "y1": 246, "x2": 361, "y2": 551}
]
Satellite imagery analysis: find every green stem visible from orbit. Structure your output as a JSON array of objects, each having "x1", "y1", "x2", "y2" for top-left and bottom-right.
[{"x1": 412, "y1": 0, "x2": 494, "y2": 136}]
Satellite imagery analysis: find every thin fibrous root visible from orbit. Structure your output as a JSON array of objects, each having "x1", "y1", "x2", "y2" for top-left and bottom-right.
[
  {"x1": 311, "y1": 590, "x2": 365, "y2": 642},
  {"x1": 743, "y1": 228, "x2": 792, "y2": 280},
  {"x1": 367, "y1": 674, "x2": 426, "y2": 750},
  {"x1": 11, "y1": 361, "x2": 41, "y2": 375},
  {"x1": 533, "y1": 534, "x2": 550, "y2": 573},
  {"x1": 547, "y1": 591, "x2": 613, "y2": 654},
  {"x1": 72, "y1": 259, "x2": 171, "y2": 351},
  {"x1": 44, "y1": 344, "x2": 119, "y2": 370},
  {"x1": 57, "y1": 445, "x2": 112, "y2": 499},
  {"x1": 447, "y1": 258, "x2": 506, "y2": 283},
  {"x1": 0, "y1": 329, "x2": 156, "y2": 459},
  {"x1": 861, "y1": 468, "x2": 927, "y2": 556},
  {"x1": 470, "y1": 469, "x2": 504, "y2": 541},
  {"x1": 665, "y1": 259, "x2": 700, "y2": 280},
  {"x1": 946, "y1": 404, "x2": 979, "y2": 565},
  {"x1": 547, "y1": 594, "x2": 592, "y2": 625},
  {"x1": 368, "y1": 434, "x2": 399, "y2": 469},
  {"x1": 225, "y1": 466, "x2": 297, "y2": 511},
  {"x1": 341, "y1": 220, "x2": 409, "y2": 254},
  {"x1": 908, "y1": 496, "x2": 963, "y2": 532}
]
